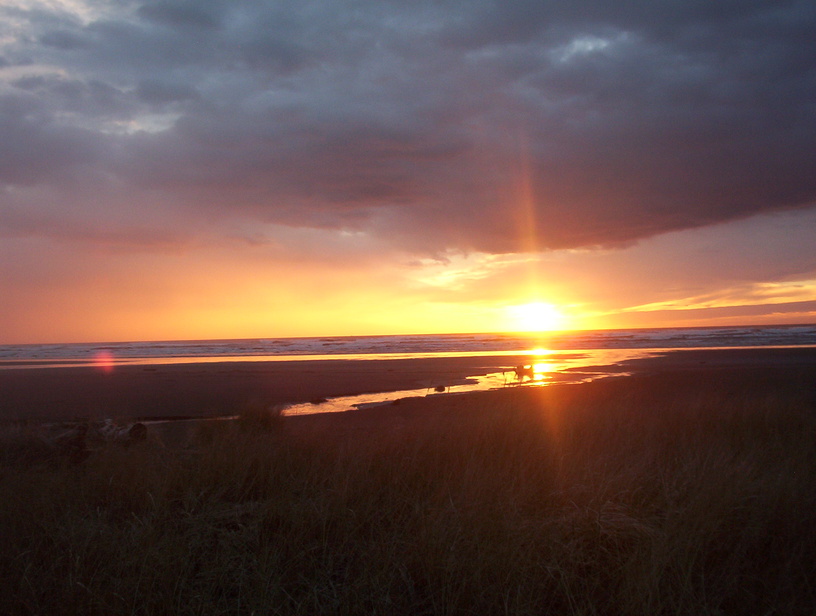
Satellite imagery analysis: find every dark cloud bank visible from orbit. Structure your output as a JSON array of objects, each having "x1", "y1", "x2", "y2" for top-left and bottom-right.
[{"x1": 1, "y1": 0, "x2": 815, "y2": 253}]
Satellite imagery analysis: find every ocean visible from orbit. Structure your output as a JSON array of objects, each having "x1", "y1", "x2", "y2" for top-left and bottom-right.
[
  {"x1": 2, "y1": 324, "x2": 816, "y2": 416},
  {"x1": 2, "y1": 324, "x2": 815, "y2": 369}
]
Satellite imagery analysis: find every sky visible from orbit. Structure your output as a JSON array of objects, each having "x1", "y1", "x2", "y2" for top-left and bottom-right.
[{"x1": 1, "y1": 0, "x2": 815, "y2": 343}]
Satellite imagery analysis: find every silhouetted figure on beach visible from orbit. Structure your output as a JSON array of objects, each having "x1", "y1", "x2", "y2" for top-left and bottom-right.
[
  {"x1": 515, "y1": 365, "x2": 534, "y2": 381},
  {"x1": 504, "y1": 365, "x2": 534, "y2": 384}
]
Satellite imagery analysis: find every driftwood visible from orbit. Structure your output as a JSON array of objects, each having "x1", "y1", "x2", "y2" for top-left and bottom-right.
[
  {"x1": 44, "y1": 420, "x2": 147, "y2": 463},
  {"x1": 97, "y1": 419, "x2": 148, "y2": 444}
]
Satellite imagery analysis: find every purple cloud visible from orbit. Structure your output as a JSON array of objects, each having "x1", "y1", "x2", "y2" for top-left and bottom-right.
[{"x1": 0, "y1": 0, "x2": 814, "y2": 253}]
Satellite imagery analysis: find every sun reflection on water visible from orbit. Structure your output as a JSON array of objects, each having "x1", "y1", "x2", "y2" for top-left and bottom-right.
[{"x1": 531, "y1": 361, "x2": 556, "y2": 381}]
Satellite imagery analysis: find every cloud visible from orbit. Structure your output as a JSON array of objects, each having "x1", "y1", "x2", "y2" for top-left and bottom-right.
[
  {"x1": 401, "y1": 208, "x2": 816, "y2": 315},
  {"x1": 1, "y1": 0, "x2": 815, "y2": 253}
]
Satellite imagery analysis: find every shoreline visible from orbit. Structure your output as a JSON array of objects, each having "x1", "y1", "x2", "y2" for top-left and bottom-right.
[
  {"x1": 1, "y1": 346, "x2": 815, "y2": 423},
  {"x1": 0, "y1": 355, "x2": 533, "y2": 422}
]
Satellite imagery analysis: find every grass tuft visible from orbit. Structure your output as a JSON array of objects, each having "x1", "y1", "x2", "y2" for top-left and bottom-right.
[{"x1": 2, "y1": 379, "x2": 816, "y2": 614}]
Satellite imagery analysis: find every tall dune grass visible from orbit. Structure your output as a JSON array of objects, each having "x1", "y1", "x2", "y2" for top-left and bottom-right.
[{"x1": 2, "y1": 379, "x2": 815, "y2": 615}]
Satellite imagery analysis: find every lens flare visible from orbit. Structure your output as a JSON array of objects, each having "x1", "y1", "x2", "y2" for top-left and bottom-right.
[{"x1": 93, "y1": 350, "x2": 115, "y2": 373}]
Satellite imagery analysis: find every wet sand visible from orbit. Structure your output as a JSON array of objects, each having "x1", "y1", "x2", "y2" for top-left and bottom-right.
[
  {"x1": 0, "y1": 355, "x2": 525, "y2": 422},
  {"x1": 288, "y1": 346, "x2": 816, "y2": 435},
  {"x1": 1, "y1": 347, "x2": 815, "y2": 424}
]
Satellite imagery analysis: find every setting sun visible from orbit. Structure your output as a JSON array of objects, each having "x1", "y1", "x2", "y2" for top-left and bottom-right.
[{"x1": 507, "y1": 302, "x2": 567, "y2": 332}]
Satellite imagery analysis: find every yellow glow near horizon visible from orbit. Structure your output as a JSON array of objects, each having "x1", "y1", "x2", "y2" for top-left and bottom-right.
[{"x1": 507, "y1": 301, "x2": 567, "y2": 332}]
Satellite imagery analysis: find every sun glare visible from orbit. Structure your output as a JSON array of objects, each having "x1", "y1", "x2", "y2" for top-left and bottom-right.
[{"x1": 507, "y1": 302, "x2": 566, "y2": 332}]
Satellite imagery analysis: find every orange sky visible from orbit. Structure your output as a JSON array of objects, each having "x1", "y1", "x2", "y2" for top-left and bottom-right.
[
  {"x1": 1, "y1": 1, "x2": 815, "y2": 343},
  {"x1": 2, "y1": 208, "x2": 815, "y2": 343}
]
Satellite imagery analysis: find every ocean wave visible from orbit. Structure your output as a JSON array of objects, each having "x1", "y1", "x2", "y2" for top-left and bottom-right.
[{"x1": 2, "y1": 324, "x2": 816, "y2": 365}]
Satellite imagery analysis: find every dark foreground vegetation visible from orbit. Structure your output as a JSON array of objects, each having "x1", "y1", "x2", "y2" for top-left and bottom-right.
[{"x1": 2, "y1": 376, "x2": 816, "y2": 615}]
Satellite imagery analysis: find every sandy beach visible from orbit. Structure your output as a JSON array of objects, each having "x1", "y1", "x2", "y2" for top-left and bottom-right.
[
  {"x1": 280, "y1": 346, "x2": 816, "y2": 438},
  {"x1": 2, "y1": 346, "x2": 815, "y2": 423},
  {"x1": 4, "y1": 345, "x2": 816, "y2": 614},
  {"x1": 0, "y1": 355, "x2": 526, "y2": 422}
]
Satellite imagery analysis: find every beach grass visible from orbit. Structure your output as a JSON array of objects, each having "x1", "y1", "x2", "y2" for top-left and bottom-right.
[{"x1": 2, "y1": 377, "x2": 816, "y2": 615}]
